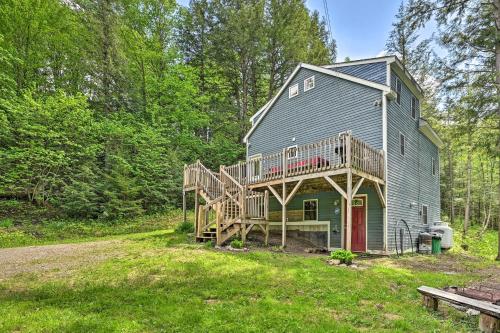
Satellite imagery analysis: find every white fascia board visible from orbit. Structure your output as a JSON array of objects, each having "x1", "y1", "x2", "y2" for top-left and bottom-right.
[
  {"x1": 301, "y1": 63, "x2": 391, "y2": 92},
  {"x1": 419, "y1": 118, "x2": 444, "y2": 148},
  {"x1": 243, "y1": 63, "x2": 302, "y2": 143},
  {"x1": 243, "y1": 63, "x2": 391, "y2": 143},
  {"x1": 250, "y1": 100, "x2": 270, "y2": 122},
  {"x1": 387, "y1": 57, "x2": 424, "y2": 97},
  {"x1": 322, "y1": 56, "x2": 395, "y2": 69}
]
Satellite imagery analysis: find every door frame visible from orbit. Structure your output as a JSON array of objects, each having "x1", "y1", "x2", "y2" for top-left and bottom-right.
[{"x1": 341, "y1": 194, "x2": 368, "y2": 252}]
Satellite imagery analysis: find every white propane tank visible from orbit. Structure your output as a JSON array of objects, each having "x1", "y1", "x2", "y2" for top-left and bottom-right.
[{"x1": 429, "y1": 222, "x2": 454, "y2": 249}]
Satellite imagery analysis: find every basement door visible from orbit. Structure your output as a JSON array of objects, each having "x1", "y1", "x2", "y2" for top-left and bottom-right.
[{"x1": 344, "y1": 196, "x2": 367, "y2": 252}]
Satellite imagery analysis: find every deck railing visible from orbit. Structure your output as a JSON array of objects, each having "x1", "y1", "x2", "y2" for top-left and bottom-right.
[
  {"x1": 222, "y1": 132, "x2": 384, "y2": 185},
  {"x1": 184, "y1": 161, "x2": 224, "y2": 200}
]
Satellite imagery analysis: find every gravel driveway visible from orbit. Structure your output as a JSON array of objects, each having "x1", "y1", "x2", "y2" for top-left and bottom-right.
[{"x1": 0, "y1": 240, "x2": 123, "y2": 280}]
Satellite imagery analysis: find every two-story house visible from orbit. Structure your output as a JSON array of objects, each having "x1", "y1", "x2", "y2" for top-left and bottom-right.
[{"x1": 183, "y1": 55, "x2": 442, "y2": 254}]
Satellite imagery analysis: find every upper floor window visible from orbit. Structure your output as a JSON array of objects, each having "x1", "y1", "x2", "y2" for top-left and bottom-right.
[
  {"x1": 411, "y1": 96, "x2": 419, "y2": 119},
  {"x1": 399, "y1": 132, "x2": 405, "y2": 156},
  {"x1": 432, "y1": 158, "x2": 437, "y2": 176},
  {"x1": 289, "y1": 83, "x2": 299, "y2": 98},
  {"x1": 287, "y1": 145, "x2": 298, "y2": 159},
  {"x1": 395, "y1": 77, "x2": 402, "y2": 105},
  {"x1": 303, "y1": 199, "x2": 318, "y2": 221},
  {"x1": 421, "y1": 205, "x2": 428, "y2": 225},
  {"x1": 304, "y1": 76, "x2": 315, "y2": 91}
]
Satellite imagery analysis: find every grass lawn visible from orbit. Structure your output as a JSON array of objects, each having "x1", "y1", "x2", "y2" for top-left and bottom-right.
[{"x1": 0, "y1": 226, "x2": 498, "y2": 332}]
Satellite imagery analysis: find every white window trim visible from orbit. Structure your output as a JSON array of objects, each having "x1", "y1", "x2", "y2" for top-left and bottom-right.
[
  {"x1": 421, "y1": 204, "x2": 428, "y2": 225},
  {"x1": 289, "y1": 83, "x2": 299, "y2": 98},
  {"x1": 395, "y1": 77, "x2": 402, "y2": 106},
  {"x1": 411, "y1": 96, "x2": 418, "y2": 119},
  {"x1": 304, "y1": 76, "x2": 315, "y2": 92},
  {"x1": 303, "y1": 199, "x2": 318, "y2": 221},
  {"x1": 287, "y1": 145, "x2": 298, "y2": 159},
  {"x1": 248, "y1": 154, "x2": 262, "y2": 180},
  {"x1": 399, "y1": 132, "x2": 405, "y2": 156}
]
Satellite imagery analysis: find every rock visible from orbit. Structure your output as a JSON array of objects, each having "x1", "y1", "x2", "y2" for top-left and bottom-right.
[
  {"x1": 350, "y1": 264, "x2": 358, "y2": 268},
  {"x1": 466, "y1": 309, "x2": 480, "y2": 316},
  {"x1": 339, "y1": 264, "x2": 347, "y2": 267},
  {"x1": 304, "y1": 248, "x2": 314, "y2": 253},
  {"x1": 326, "y1": 259, "x2": 341, "y2": 265}
]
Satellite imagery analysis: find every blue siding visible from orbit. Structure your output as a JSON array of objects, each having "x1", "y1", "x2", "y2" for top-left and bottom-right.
[
  {"x1": 247, "y1": 68, "x2": 383, "y2": 157},
  {"x1": 386, "y1": 70, "x2": 440, "y2": 251},
  {"x1": 331, "y1": 62, "x2": 387, "y2": 85}
]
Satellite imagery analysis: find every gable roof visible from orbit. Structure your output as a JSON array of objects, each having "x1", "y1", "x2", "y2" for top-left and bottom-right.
[{"x1": 243, "y1": 62, "x2": 391, "y2": 143}]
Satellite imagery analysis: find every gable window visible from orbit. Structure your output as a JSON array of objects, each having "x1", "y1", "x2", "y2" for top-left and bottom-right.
[
  {"x1": 289, "y1": 83, "x2": 299, "y2": 98},
  {"x1": 399, "y1": 132, "x2": 405, "y2": 156},
  {"x1": 411, "y1": 96, "x2": 418, "y2": 119},
  {"x1": 395, "y1": 77, "x2": 402, "y2": 105},
  {"x1": 303, "y1": 199, "x2": 318, "y2": 221},
  {"x1": 421, "y1": 205, "x2": 428, "y2": 225},
  {"x1": 432, "y1": 158, "x2": 437, "y2": 176},
  {"x1": 304, "y1": 76, "x2": 315, "y2": 91},
  {"x1": 287, "y1": 145, "x2": 298, "y2": 159}
]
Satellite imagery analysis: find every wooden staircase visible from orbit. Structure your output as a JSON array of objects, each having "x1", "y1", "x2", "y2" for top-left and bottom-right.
[{"x1": 186, "y1": 161, "x2": 268, "y2": 245}]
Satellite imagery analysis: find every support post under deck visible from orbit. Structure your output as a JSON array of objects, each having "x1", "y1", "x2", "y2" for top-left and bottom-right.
[
  {"x1": 182, "y1": 190, "x2": 187, "y2": 224},
  {"x1": 282, "y1": 181, "x2": 287, "y2": 248},
  {"x1": 346, "y1": 170, "x2": 352, "y2": 251}
]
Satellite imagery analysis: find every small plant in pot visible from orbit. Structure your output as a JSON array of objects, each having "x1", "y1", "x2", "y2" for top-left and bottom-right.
[{"x1": 330, "y1": 249, "x2": 356, "y2": 265}]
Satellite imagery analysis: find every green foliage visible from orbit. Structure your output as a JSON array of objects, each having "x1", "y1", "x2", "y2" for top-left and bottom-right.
[
  {"x1": 330, "y1": 249, "x2": 356, "y2": 265},
  {"x1": 0, "y1": 218, "x2": 13, "y2": 228},
  {"x1": 175, "y1": 221, "x2": 194, "y2": 234},
  {"x1": 230, "y1": 239, "x2": 243, "y2": 249}
]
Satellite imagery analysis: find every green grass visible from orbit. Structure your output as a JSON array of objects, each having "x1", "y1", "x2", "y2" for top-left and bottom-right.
[
  {"x1": 0, "y1": 210, "x2": 190, "y2": 248},
  {"x1": 449, "y1": 224, "x2": 499, "y2": 260},
  {"x1": 0, "y1": 227, "x2": 498, "y2": 332}
]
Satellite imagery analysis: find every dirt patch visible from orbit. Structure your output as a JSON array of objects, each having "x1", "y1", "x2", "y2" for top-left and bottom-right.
[
  {"x1": 245, "y1": 231, "x2": 328, "y2": 256},
  {"x1": 0, "y1": 240, "x2": 125, "y2": 280}
]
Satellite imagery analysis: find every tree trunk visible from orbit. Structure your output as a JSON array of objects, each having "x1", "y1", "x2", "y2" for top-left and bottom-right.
[
  {"x1": 494, "y1": 0, "x2": 500, "y2": 261},
  {"x1": 463, "y1": 126, "x2": 472, "y2": 238}
]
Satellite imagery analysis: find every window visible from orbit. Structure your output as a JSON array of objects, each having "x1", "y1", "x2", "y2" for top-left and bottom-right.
[
  {"x1": 352, "y1": 198, "x2": 364, "y2": 207},
  {"x1": 303, "y1": 199, "x2": 318, "y2": 221},
  {"x1": 304, "y1": 76, "x2": 315, "y2": 91},
  {"x1": 289, "y1": 83, "x2": 299, "y2": 98},
  {"x1": 422, "y1": 205, "x2": 428, "y2": 225},
  {"x1": 399, "y1": 132, "x2": 405, "y2": 156},
  {"x1": 395, "y1": 77, "x2": 402, "y2": 105},
  {"x1": 432, "y1": 158, "x2": 437, "y2": 176},
  {"x1": 249, "y1": 154, "x2": 261, "y2": 179},
  {"x1": 411, "y1": 96, "x2": 419, "y2": 119},
  {"x1": 287, "y1": 145, "x2": 298, "y2": 159}
]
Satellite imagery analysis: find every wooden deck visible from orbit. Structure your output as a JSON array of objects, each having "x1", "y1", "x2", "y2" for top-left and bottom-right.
[{"x1": 183, "y1": 132, "x2": 386, "y2": 250}]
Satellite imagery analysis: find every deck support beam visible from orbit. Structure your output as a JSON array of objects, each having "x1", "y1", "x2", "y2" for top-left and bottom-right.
[
  {"x1": 182, "y1": 190, "x2": 187, "y2": 224},
  {"x1": 323, "y1": 176, "x2": 347, "y2": 200},
  {"x1": 374, "y1": 182, "x2": 386, "y2": 207},
  {"x1": 194, "y1": 187, "x2": 199, "y2": 235},
  {"x1": 352, "y1": 177, "x2": 364, "y2": 197},
  {"x1": 285, "y1": 180, "x2": 303, "y2": 205},
  {"x1": 282, "y1": 181, "x2": 287, "y2": 248},
  {"x1": 345, "y1": 170, "x2": 353, "y2": 251}
]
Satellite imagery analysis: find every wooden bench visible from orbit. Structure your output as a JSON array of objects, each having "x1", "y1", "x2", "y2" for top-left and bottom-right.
[{"x1": 418, "y1": 286, "x2": 500, "y2": 333}]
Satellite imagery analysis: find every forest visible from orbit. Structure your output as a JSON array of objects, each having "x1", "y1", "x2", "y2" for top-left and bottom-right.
[{"x1": 0, "y1": 0, "x2": 498, "y2": 256}]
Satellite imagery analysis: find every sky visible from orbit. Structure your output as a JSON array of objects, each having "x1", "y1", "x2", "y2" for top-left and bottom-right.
[
  {"x1": 306, "y1": 0, "x2": 402, "y2": 60},
  {"x1": 176, "y1": 0, "x2": 435, "y2": 61}
]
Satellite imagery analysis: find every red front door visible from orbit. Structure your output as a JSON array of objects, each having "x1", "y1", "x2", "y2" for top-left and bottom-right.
[{"x1": 344, "y1": 196, "x2": 366, "y2": 252}]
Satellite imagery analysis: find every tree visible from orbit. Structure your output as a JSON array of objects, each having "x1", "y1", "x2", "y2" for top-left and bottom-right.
[{"x1": 406, "y1": 0, "x2": 499, "y2": 259}]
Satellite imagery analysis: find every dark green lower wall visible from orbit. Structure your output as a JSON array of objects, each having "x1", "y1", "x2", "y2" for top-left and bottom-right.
[{"x1": 268, "y1": 185, "x2": 384, "y2": 251}]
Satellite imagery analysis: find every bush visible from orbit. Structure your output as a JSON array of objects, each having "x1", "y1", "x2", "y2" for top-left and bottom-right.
[
  {"x1": 230, "y1": 239, "x2": 243, "y2": 249},
  {"x1": 175, "y1": 221, "x2": 194, "y2": 234},
  {"x1": 0, "y1": 218, "x2": 14, "y2": 228},
  {"x1": 330, "y1": 249, "x2": 356, "y2": 265}
]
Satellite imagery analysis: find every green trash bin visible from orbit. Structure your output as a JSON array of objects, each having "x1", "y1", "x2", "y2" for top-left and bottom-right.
[{"x1": 431, "y1": 234, "x2": 442, "y2": 254}]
